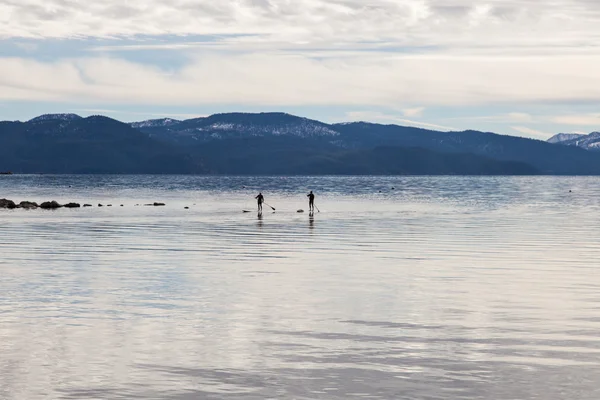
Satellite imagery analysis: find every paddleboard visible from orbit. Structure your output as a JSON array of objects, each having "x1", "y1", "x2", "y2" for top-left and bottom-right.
[
  {"x1": 297, "y1": 209, "x2": 304, "y2": 213},
  {"x1": 243, "y1": 210, "x2": 252, "y2": 213}
]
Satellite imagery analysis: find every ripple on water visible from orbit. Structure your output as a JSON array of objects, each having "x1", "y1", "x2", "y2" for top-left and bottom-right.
[{"x1": 2, "y1": 176, "x2": 600, "y2": 399}]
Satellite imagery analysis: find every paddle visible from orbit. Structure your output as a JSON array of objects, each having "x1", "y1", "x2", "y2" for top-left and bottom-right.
[
  {"x1": 314, "y1": 204, "x2": 320, "y2": 213},
  {"x1": 264, "y1": 203, "x2": 276, "y2": 211}
]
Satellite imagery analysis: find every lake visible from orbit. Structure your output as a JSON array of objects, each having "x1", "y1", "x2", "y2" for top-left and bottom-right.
[{"x1": 1, "y1": 175, "x2": 600, "y2": 399}]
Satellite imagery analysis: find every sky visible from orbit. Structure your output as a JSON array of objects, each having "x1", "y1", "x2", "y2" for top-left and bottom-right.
[{"x1": 1, "y1": 0, "x2": 600, "y2": 139}]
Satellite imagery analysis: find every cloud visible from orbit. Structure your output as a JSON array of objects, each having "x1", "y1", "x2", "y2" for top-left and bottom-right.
[
  {"x1": 345, "y1": 111, "x2": 455, "y2": 131},
  {"x1": 2, "y1": 52, "x2": 600, "y2": 110},
  {"x1": 511, "y1": 126, "x2": 552, "y2": 140},
  {"x1": 506, "y1": 112, "x2": 533, "y2": 123},
  {"x1": 450, "y1": 112, "x2": 535, "y2": 123},
  {"x1": 402, "y1": 107, "x2": 425, "y2": 117},
  {"x1": 2, "y1": 0, "x2": 600, "y2": 56},
  {"x1": 551, "y1": 114, "x2": 600, "y2": 126}
]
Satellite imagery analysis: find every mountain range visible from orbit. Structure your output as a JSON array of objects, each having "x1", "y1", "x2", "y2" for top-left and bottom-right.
[
  {"x1": 547, "y1": 132, "x2": 600, "y2": 151},
  {"x1": 0, "y1": 112, "x2": 599, "y2": 175}
]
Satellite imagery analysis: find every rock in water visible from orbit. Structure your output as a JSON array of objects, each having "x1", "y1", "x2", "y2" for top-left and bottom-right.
[
  {"x1": 98, "y1": 204, "x2": 103, "y2": 207},
  {"x1": 40, "y1": 201, "x2": 61, "y2": 209},
  {"x1": 297, "y1": 209, "x2": 304, "y2": 213},
  {"x1": 63, "y1": 203, "x2": 81, "y2": 208},
  {"x1": 0, "y1": 198, "x2": 17, "y2": 209},
  {"x1": 19, "y1": 201, "x2": 38, "y2": 209},
  {"x1": 83, "y1": 204, "x2": 92, "y2": 207}
]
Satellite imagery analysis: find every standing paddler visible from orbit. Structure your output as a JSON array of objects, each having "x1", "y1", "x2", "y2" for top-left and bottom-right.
[
  {"x1": 307, "y1": 190, "x2": 315, "y2": 213},
  {"x1": 255, "y1": 192, "x2": 264, "y2": 213}
]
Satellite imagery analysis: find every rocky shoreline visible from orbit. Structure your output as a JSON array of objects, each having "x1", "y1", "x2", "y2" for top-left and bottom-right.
[{"x1": 0, "y1": 199, "x2": 167, "y2": 210}]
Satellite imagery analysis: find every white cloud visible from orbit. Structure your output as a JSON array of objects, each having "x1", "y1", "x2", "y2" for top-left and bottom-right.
[
  {"x1": 450, "y1": 112, "x2": 535, "y2": 123},
  {"x1": 506, "y1": 112, "x2": 533, "y2": 123},
  {"x1": 2, "y1": 52, "x2": 600, "y2": 109},
  {"x1": 551, "y1": 114, "x2": 600, "y2": 126},
  {"x1": 402, "y1": 107, "x2": 425, "y2": 117},
  {"x1": 511, "y1": 126, "x2": 552, "y2": 140},
  {"x1": 1, "y1": 0, "x2": 600, "y2": 56},
  {"x1": 345, "y1": 111, "x2": 455, "y2": 131}
]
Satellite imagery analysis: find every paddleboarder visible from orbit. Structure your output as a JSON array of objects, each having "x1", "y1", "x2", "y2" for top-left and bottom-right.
[
  {"x1": 307, "y1": 191, "x2": 315, "y2": 213},
  {"x1": 255, "y1": 192, "x2": 264, "y2": 213}
]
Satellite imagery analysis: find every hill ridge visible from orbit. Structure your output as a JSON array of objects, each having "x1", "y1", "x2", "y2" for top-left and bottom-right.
[{"x1": 2, "y1": 112, "x2": 600, "y2": 175}]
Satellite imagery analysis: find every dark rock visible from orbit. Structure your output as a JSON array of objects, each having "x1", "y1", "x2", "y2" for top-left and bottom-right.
[
  {"x1": 19, "y1": 201, "x2": 38, "y2": 209},
  {"x1": 107, "y1": 204, "x2": 112, "y2": 207},
  {"x1": 184, "y1": 207, "x2": 189, "y2": 209},
  {"x1": 120, "y1": 204, "x2": 124, "y2": 207},
  {"x1": 154, "y1": 202, "x2": 165, "y2": 206},
  {"x1": 40, "y1": 201, "x2": 62, "y2": 209},
  {"x1": 98, "y1": 204, "x2": 103, "y2": 207},
  {"x1": 83, "y1": 204, "x2": 92, "y2": 207},
  {"x1": 63, "y1": 203, "x2": 81, "y2": 208},
  {"x1": 0, "y1": 198, "x2": 17, "y2": 209}
]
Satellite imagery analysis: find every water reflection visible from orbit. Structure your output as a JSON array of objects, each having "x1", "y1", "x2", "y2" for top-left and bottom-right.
[{"x1": 1, "y1": 176, "x2": 600, "y2": 399}]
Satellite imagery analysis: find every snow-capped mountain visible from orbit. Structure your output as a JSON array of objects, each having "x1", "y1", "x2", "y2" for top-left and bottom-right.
[
  {"x1": 547, "y1": 133, "x2": 585, "y2": 144},
  {"x1": 4, "y1": 111, "x2": 600, "y2": 174},
  {"x1": 131, "y1": 112, "x2": 339, "y2": 145},
  {"x1": 548, "y1": 131, "x2": 600, "y2": 151}
]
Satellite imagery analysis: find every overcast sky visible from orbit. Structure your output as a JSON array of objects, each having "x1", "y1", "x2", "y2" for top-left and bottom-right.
[{"x1": 1, "y1": 0, "x2": 600, "y2": 138}]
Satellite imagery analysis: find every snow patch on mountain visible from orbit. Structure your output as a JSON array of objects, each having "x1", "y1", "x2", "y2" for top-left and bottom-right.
[
  {"x1": 549, "y1": 131, "x2": 600, "y2": 151},
  {"x1": 191, "y1": 119, "x2": 339, "y2": 138},
  {"x1": 130, "y1": 118, "x2": 181, "y2": 128},
  {"x1": 28, "y1": 114, "x2": 82, "y2": 123},
  {"x1": 204, "y1": 123, "x2": 237, "y2": 130},
  {"x1": 547, "y1": 133, "x2": 586, "y2": 144}
]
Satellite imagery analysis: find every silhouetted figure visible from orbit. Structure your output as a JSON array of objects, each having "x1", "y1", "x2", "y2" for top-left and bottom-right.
[
  {"x1": 307, "y1": 191, "x2": 315, "y2": 212},
  {"x1": 255, "y1": 192, "x2": 264, "y2": 213}
]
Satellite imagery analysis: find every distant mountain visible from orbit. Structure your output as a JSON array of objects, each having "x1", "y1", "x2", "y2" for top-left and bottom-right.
[
  {"x1": 548, "y1": 131, "x2": 600, "y2": 151},
  {"x1": 131, "y1": 112, "x2": 339, "y2": 146},
  {"x1": 28, "y1": 113, "x2": 82, "y2": 123},
  {"x1": 547, "y1": 133, "x2": 585, "y2": 144},
  {"x1": 0, "y1": 115, "x2": 205, "y2": 174},
  {"x1": 4, "y1": 111, "x2": 600, "y2": 174},
  {"x1": 127, "y1": 113, "x2": 600, "y2": 174}
]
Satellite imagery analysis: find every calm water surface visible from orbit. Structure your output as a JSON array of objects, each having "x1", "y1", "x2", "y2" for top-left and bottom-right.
[{"x1": 1, "y1": 175, "x2": 600, "y2": 399}]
